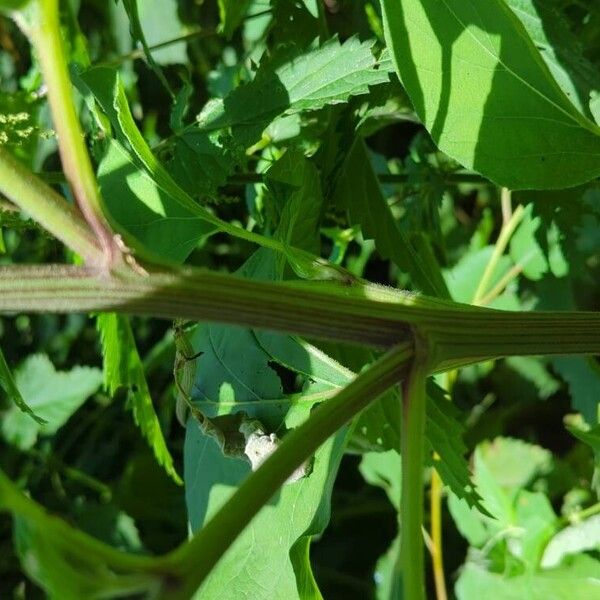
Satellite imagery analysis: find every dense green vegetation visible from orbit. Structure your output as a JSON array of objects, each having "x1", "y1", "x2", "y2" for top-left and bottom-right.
[{"x1": 0, "y1": 1, "x2": 599, "y2": 598}]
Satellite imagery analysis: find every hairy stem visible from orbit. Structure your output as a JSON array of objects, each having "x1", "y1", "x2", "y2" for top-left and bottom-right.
[
  {"x1": 399, "y1": 338, "x2": 430, "y2": 600},
  {"x1": 23, "y1": 0, "x2": 120, "y2": 268},
  {"x1": 0, "y1": 265, "x2": 598, "y2": 363},
  {"x1": 0, "y1": 148, "x2": 101, "y2": 262}
]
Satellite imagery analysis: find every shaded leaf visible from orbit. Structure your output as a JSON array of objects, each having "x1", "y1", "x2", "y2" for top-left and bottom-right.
[
  {"x1": 97, "y1": 139, "x2": 212, "y2": 263},
  {"x1": 506, "y1": 0, "x2": 600, "y2": 123},
  {"x1": 0, "y1": 470, "x2": 162, "y2": 599},
  {"x1": 510, "y1": 204, "x2": 568, "y2": 281},
  {"x1": 332, "y1": 137, "x2": 449, "y2": 296},
  {"x1": 553, "y1": 356, "x2": 600, "y2": 425},
  {"x1": 121, "y1": 0, "x2": 175, "y2": 95},
  {"x1": 79, "y1": 66, "x2": 219, "y2": 261},
  {"x1": 359, "y1": 450, "x2": 402, "y2": 508},
  {"x1": 195, "y1": 37, "x2": 391, "y2": 144},
  {"x1": 359, "y1": 450, "x2": 401, "y2": 600},
  {"x1": 426, "y1": 386, "x2": 488, "y2": 513}
]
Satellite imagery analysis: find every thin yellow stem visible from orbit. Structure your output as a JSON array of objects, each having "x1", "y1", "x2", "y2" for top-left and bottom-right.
[
  {"x1": 500, "y1": 187, "x2": 512, "y2": 225},
  {"x1": 429, "y1": 469, "x2": 448, "y2": 600},
  {"x1": 472, "y1": 199, "x2": 524, "y2": 305}
]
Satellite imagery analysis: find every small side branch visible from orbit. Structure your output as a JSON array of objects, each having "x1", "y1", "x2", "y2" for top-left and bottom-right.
[{"x1": 0, "y1": 148, "x2": 101, "y2": 263}]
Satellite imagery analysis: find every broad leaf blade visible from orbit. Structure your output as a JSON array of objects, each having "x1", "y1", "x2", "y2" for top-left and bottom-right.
[
  {"x1": 97, "y1": 139, "x2": 212, "y2": 263},
  {"x1": 381, "y1": 0, "x2": 600, "y2": 189},
  {"x1": 0, "y1": 355, "x2": 102, "y2": 450},
  {"x1": 184, "y1": 425, "x2": 347, "y2": 600}
]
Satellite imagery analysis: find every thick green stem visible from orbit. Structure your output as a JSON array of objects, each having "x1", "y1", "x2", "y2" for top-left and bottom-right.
[
  {"x1": 21, "y1": 0, "x2": 120, "y2": 268},
  {"x1": 0, "y1": 265, "x2": 598, "y2": 362},
  {"x1": 399, "y1": 338, "x2": 430, "y2": 600},
  {"x1": 0, "y1": 148, "x2": 101, "y2": 262},
  {"x1": 166, "y1": 344, "x2": 412, "y2": 598}
]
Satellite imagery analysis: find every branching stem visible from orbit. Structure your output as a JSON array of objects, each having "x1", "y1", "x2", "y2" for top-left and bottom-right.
[
  {"x1": 399, "y1": 333, "x2": 431, "y2": 600},
  {"x1": 22, "y1": 0, "x2": 121, "y2": 270}
]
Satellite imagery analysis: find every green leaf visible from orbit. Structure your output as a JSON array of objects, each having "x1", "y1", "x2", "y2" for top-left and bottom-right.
[
  {"x1": 381, "y1": 0, "x2": 600, "y2": 189},
  {"x1": 78, "y1": 66, "x2": 219, "y2": 260},
  {"x1": 121, "y1": 0, "x2": 174, "y2": 94},
  {"x1": 181, "y1": 149, "x2": 349, "y2": 597},
  {"x1": 542, "y1": 513, "x2": 600, "y2": 568},
  {"x1": 456, "y1": 555, "x2": 600, "y2": 600},
  {"x1": 565, "y1": 418, "x2": 600, "y2": 470},
  {"x1": 0, "y1": 355, "x2": 102, "y2": 450},
  {"x1": 510, "y1": 204, "x2": 568, "y2": 281},
  {"x1": 552, "y1": 356, "x2": 600, "y2": 425},
  {"x1": 194, "y1": 37, "x2": 391, "y2": 145},
  {"x1": 426, "y1": 386, "x2": 488, "y2": 513},
  {"x1": 135, "y1": 0, "x2": 187, "y2": 65},
  {"x1": 505, "y1": 0, "x2": 600, "y2": 124},
  {"x1": 165, "y1": 129, "x2": 235, "y2": 198},
  {"x1": 443, "y1": 245, "x2": 514, "y2": 305},
  {"x1": 0, "y1": 470, "x2": 162, "y2": 599},
  {"x1": 97, "y1": 139, "x2": 213, "y2": 263},
  {"x1": 265, "y1": 149, "x2": 322, "y2": 254},
  {"x1": 218, "y1": 0, "x2": 252, "y2": 38},
  {"x1": 332, "y1": 137, "x2": 449, "y2": 297},
  {"x1": 359, "y1": 450, "x2": 402, "y2": 600},
  {"x1": 449, "y1": 437, "x2": 556, "y2": 567},
  {"x1": 357, "y1": 382, "x2": 486, "y2": 513},
  {"x1": 359, "y1": 449, "x2": 402, "y2": 508},
  {"x1": 98, "y1": 313, "x2": 182, "y2": 485},
  {"x1": 184, "y1": 424, "x2": 347, "y2": 600},
  {"x1": 0, "y1": 344, "x2": 45, "y2": 425},
  {"x1": 0, "y1": 0, "x2": 30, "y2": 11}
]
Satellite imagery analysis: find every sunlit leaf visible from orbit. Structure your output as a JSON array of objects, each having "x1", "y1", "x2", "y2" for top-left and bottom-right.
[
  {"x1": 381, "y1": 0, "x2": 600, "y2": 188},
  {"x1": 0, "y1": 355, "x2": 102, "y2": 450},
  {"x1": 98, "y1": 313, "x2": 182, "y2": 484}
]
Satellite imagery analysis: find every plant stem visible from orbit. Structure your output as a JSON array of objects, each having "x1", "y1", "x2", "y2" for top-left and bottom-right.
[
  {"x1": 167, "y1": 343, "x2": 412, "y2": 598},
  {"x1": 472, "y1": 202, "x2": 524, "y2": 305},
  {"x1": 563, "y1": 501, "x2": 600, "y2": 525},
  {"x1": 399, "y1": 337, "x2": 430, "y2": 600},
  {"x1": 22, "y1": 0, "x2": 120, "y2": 269},
  {"x1": 429, "y1": 470, "x2": 447, "y2": 600},
  {"x1": 0, "y1": 148, "x2": 101, "y2": 262},
  {"x1": 0, "y1": 265, "x2": 598, "y2": 362}
]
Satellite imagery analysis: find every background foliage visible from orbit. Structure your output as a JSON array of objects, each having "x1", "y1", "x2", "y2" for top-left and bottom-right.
[{"x1": 0, "y1": 0, "x2": 599, "y2": 598}]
